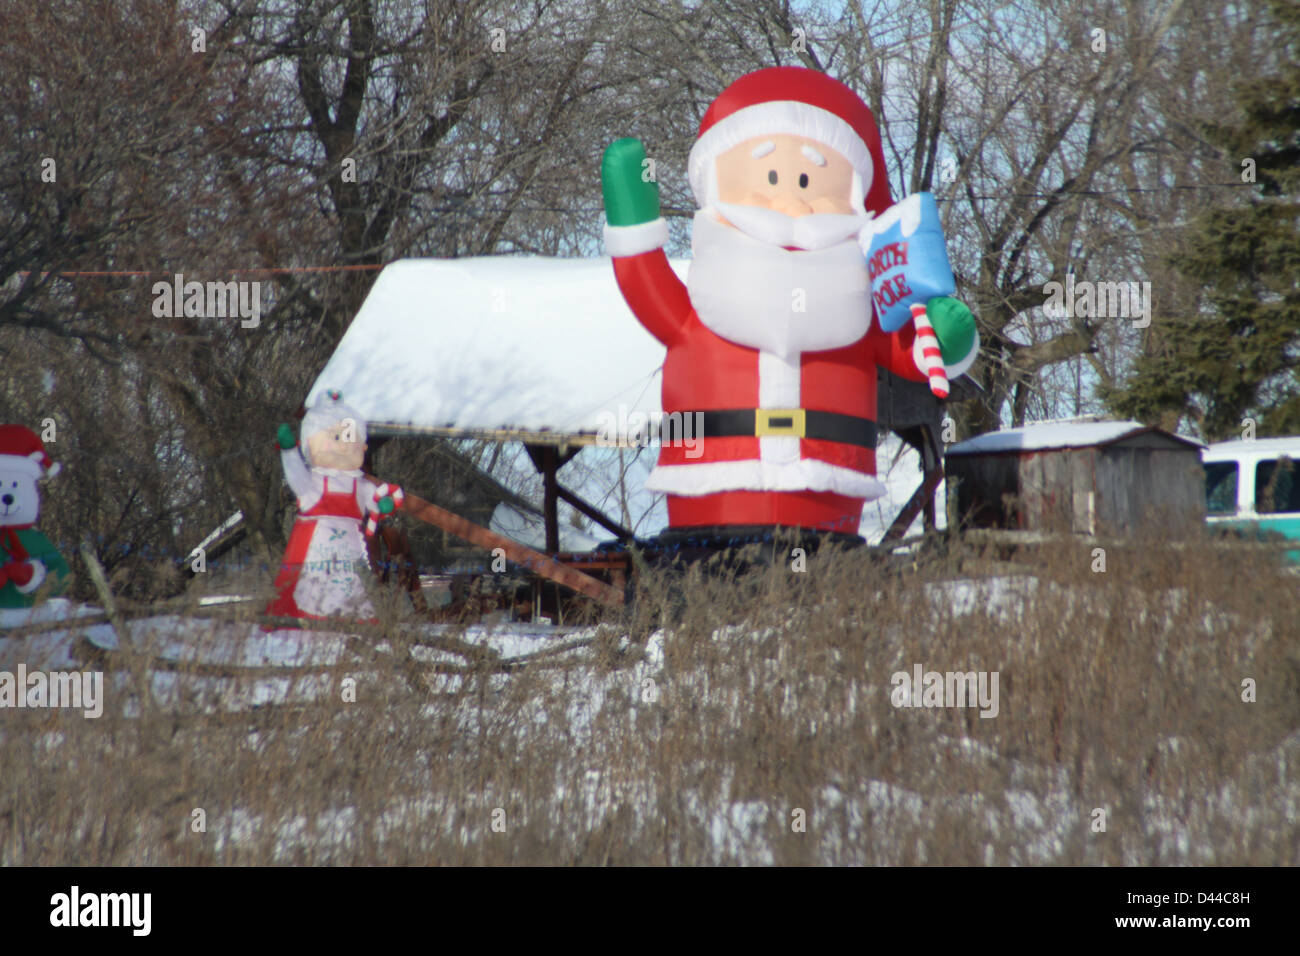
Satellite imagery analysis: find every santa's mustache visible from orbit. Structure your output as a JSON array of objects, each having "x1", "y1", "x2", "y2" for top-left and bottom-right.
[{"x1": 710, "y1": 201, "x2": 872, "y2": 252}]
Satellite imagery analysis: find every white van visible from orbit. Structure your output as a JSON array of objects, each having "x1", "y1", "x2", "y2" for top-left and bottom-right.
[{"x1": 1201, "y1": 437, "x2": 1300, "y2": 552}]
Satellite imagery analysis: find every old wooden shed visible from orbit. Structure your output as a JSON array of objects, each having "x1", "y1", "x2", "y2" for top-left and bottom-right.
[{"x1": 944, "y1": 420, "x2": 1205, "y2": 536}]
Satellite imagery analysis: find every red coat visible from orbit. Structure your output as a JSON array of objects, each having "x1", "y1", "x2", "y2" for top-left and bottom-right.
[{"x1": 613, "y1": 248, "x2": 928, "y2": 496}]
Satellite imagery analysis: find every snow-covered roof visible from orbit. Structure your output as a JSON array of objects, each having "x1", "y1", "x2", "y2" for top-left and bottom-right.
[
  {"x1": 945, "y1": 420, "x2": 1203, "y2": 456},
  {"x1": 307, "y1": 257, "x2": 681, "y2": 438},
  {"x1": 1202, "y1": 436, "x2": 1300, "y2": 460}
]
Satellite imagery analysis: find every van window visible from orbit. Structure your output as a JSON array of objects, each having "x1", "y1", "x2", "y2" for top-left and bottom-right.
[
  {"x1": 1205, "y1": 462, "x2": 1239, "y2": 515},
  {"x1": 1255, "y1": 457, "x2": 1300, "y2": 514}
]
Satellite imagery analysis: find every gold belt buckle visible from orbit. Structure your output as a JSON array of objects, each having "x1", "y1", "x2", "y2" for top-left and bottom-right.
[{"x1": 755, "y1": 408, "x2": 807, "y2": 437}]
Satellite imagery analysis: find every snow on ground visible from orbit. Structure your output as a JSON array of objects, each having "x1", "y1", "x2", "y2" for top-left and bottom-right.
[
  {"x1": 0, "y1": 600, "x2": 103, "y2": 670},
  {"x1": 923, "y1": 574, "x2": 1040, "y2": 622},
  {"x1": 0, "y1": 608, "x2": 598, "y2": 716},
  {"x1": 6, "y1": 573, "x2": 1292, "y2": 863},
  {"x1": 0, "y1": 598, "x2": 101, "y2": 631},
  {"x1": 121, "y1": 610, "x2": 1298, "y2": 865}
]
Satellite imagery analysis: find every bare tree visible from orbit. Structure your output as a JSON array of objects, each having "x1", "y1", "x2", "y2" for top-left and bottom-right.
[{"x1": 0, "y1": 0, "x2": 325, "y2": 578}]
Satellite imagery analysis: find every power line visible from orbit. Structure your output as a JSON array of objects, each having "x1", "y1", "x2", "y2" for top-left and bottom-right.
[{"x1": 17, "y1": 265, "x2": 386, "y2": 278}]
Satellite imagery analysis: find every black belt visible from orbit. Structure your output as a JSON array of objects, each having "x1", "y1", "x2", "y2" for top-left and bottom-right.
[{"x1": 662, "y1": 409, "x2": 877, "y2": 448}]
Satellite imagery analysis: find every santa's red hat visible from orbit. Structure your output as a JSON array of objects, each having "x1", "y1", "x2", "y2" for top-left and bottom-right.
[
  {"x1": 0, "y1": 424, "x2": 60, "y2": 479},
  {"x1": 687, "y1": 66, "x2": 893, "y2": 215}
]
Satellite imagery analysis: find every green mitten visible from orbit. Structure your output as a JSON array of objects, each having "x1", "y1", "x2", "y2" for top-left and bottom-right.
[
  {"x1": 602, "y1": 138, "x2": 661, "y2": 226},
  {"x1": 377, "y1": 496, "x2": 396, "y2": 515},
  {"x1": 926, "y1": 297, "x2": 977, "y2": 366},
  {"x1": 276, "y1": 423, "x2": 296, "y2": 449}
]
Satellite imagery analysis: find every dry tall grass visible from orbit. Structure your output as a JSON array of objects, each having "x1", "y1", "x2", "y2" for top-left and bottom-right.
[{"x1": 2, "y1": 534, "x2": 1297, "y2": 865}]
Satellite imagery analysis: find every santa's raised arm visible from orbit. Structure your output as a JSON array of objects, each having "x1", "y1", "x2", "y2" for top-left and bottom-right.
[{"x1": 601, "y1": 66, "x2": 978, "y2": 536}]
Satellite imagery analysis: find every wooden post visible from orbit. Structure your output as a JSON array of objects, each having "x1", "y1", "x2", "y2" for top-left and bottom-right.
[
  {"x1": 883, "y1": 424, "x2": 945, "y2": 543},
  {"x1": 946, "y1": 474, "x2": 961, "y2": 530},
  {"x1": 882, "y1": 467, "x2": 945, "y2": 543},
  {"x1": 541, "y1": 446, "x2": 559, "y2": 554}
]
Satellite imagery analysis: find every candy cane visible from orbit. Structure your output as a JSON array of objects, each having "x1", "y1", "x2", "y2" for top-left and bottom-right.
[
  {"x1": 365, "y1": 483, "x2": 405, "y2": 538},
  {"x1": 911, "y1": 302, "x2": 949, "y2": 400}
]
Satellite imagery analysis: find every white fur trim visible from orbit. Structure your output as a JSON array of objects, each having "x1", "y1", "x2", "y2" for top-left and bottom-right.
[
  {"x1": 757, "y1": 352, "x2": 803, "y2": 467},
  {"x1": 761, "y1": 435, "x2": 800, "y2": 465},
  {"x1": 0, "y1": 454, "x2": 44, "y2": 480},
  {"x1": 913, "y1": 326, "x2": 980, "y2": 379},
  {"x1": 645, "y1": 458, "x2": 887, "y2": 500},
  {"x1": 758, "y1": 351, "x2": 801, "y2": 407},
  {"x1": 15, "y1": 560, "x2": 46, "y2": 594},
  {"x1": 689, "y1": 101, "x2": 874, "y2": 207},
  {"x1": 603, "y1": 218, "x2": 669, "y2": 258}
]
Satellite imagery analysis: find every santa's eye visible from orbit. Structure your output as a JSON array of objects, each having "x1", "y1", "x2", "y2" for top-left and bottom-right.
[
  {"x1": 799, "y1": 173, "x2": 809, "y2": 188},
  {"x1": 767, "y1": 170, "x2": 778, "y2": 185}
]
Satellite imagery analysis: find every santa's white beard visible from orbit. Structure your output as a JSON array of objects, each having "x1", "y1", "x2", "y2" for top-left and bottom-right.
[{"x1": 687, "y1": 207, "x2": 874, "y2": 359}]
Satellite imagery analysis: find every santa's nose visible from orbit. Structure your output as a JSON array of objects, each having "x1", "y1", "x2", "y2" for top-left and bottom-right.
[
  {"x1": 0, "y1": 494, "x2": 12, "y2": 506},
  {"x1": 768, "y1": 193, "x2": 815, "y2": 217}
]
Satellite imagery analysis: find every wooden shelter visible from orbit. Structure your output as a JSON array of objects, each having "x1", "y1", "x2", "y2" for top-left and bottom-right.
[{"x1": 944, "y1": 420, "x2": 1205, "y2": 536}]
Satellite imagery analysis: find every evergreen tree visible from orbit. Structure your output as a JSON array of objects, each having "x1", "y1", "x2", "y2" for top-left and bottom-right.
[{"x1": 1107, "y1": 0, "x2": 1300, "y2": 440}]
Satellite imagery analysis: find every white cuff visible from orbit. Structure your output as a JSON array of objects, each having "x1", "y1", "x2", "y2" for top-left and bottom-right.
[
  {"x1": 15, "y1": 561, "x2": 46, "y2": 594},
  {"x1": 604, "y1": 218, "x2": 669, "y2": 258},
  {"x1": 645, "y1": 459, "x2": 888, "y2": 501},
  {"x1": 914, "y1": 328, "x2": 979, "y2": 380}
]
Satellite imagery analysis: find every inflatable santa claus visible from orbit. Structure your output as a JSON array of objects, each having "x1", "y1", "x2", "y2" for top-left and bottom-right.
[
  {"x1": 601, "y1": 66, "x2": 978, "y2": 536},
  {"x1": 267, "y1": 391, "x2": 403, "y2": 620}
]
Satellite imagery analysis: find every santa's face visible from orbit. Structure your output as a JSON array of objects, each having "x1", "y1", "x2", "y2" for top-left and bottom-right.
[
  {"x1": 710, "y1": 134, "x2": 871, "y2": 251},
  {"x1": 307, "y1": 421, "x2": 366, "y2": 471},
  {"x1": 715, "y1": 133, "x2": 858, "y2": 217},
  {"x1": 687, "y1": 133, "x2": 873, "y2": 357},
  {"x1": 0, "y1": 467, "x2": 40, "y2": 527}
]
